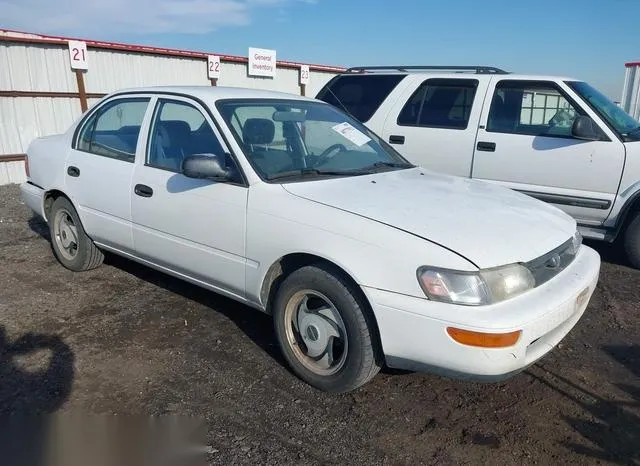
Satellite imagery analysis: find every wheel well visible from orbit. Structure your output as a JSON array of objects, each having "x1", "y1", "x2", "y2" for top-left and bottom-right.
[
  {"x1": 43, "y1": 189, "x2": 69, "y2": 220},
  {"x1": 615, "y1": 194, "x2": 640, "y2": 240},
  {"x1": 260, "y1": 253, "x2": 384, "y2": 358}
]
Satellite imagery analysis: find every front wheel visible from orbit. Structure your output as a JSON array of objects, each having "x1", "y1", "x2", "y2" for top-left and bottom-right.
[
  {"x1": 273, "y1": 264, "x2": 381, "y2": 392},
  {"x1": 623, "y1": 210, "x2": 640, "y2": 269},
  {"x1": 48, "y1": 196, "x2": 104, "y2": 272}
]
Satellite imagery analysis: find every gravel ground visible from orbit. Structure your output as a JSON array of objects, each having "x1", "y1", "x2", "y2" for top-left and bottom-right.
[{"x1": 0, "y1": 183, "x2": 638, "y2": 465}]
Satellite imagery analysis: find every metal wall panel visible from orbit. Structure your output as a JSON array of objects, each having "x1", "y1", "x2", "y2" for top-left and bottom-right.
[
  {"x1": 84, "y1": 50, "x2": 210, "y2": 93},
  {"x1": 82, "y1": 49, "x2": 335, "y2": 97},
  {"x1": 0, "y1": 43, "x2": 77, "y2": 92},
  {"x1": 0, "y1": 160, "x2": 26, "y2": 185},
  {"x1": 0, "y1": 35, "x2": 340, "y2": 185},
  {"x1": 0, "y1": 97, "x2": 82, "y2": 153},
  {"x1": 621, "y1": 65, "x2": 640, "y2": 120}
]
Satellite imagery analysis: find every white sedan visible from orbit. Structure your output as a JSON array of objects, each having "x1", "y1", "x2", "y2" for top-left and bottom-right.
[{"x1": 20, "y1": 86, "x2": 601, "y2": 393}]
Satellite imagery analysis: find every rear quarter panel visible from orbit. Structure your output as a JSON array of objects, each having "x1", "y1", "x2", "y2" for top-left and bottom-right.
[{"x1": 26, "y1": 133, "x2": 72, "y2": 208}]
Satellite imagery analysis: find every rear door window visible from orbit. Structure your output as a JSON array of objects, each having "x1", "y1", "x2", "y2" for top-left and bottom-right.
[
  {"x1": 397, "y1": 79, "x2": 478, "y2": 129},
  {"x1": 77, "y1": 98, "x2": 150, "y2": 162},
  {"x1": 316, "y1": 74, "x2": 405, "y2": 123}
]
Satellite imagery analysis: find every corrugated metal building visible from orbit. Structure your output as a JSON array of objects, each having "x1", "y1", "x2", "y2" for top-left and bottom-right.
[
  {"x1": 0, "y1": 29, "x2": 343, "y2": 185},
  {"x1": 621, "y1": 61, "x2": 640, "y2": 120}
]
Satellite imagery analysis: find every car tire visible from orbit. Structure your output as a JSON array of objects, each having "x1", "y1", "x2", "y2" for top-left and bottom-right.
[
  {"x1": 48, "y1": 196, "x2": 104, "y2": 272},
  {"x1": 273, "y1": 264, "x2": 381, "y2": 393},
  {"x1": 624, "y1": 210, "x2": 640, "y2": 269}
]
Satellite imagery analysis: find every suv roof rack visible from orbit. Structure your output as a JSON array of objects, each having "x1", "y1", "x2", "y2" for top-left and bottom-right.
[{"x1": 345, "y1": 65, "x2": 509, "y2": 75}]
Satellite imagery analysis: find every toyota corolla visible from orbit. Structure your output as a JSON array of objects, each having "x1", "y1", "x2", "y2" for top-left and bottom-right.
[{"x1": 20, "y1": 86, "x2": 600, "y2": 392}]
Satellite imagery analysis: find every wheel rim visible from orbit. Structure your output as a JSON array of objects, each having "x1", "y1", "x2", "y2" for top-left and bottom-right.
[
  {"x1": 284, "y1": 290, "x2": 348, "y2": 376},
  {"x1": 53, "y1": 208, "x2": 79, "y2": 261}
]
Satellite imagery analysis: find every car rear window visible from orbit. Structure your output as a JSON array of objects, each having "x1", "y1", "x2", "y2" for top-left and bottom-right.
[{"x1": 316, "y1": 74, "x2": 405, "y2": 123}]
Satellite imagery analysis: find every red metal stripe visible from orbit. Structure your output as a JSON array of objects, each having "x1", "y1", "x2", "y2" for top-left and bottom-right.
[{"x1": 0, "y1": 29, "x2": 346, "y2": 73}]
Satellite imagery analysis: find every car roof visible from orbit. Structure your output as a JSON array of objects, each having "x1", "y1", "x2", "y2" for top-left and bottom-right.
[{"x1": 108, "y1": 85, "x2": 319, "y2": 102}]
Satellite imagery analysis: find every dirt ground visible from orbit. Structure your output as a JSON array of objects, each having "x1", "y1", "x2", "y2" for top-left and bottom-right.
[{"x1": 0, "y1": 183, "x2": 638, "y2": 465}]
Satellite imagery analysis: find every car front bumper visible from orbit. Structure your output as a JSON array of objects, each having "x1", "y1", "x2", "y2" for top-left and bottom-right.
[
  {"x1": 364, "y1": 245, "x2": 601, "y2": 381},
  {"x1": 20, "y1": 182, "x2": 46, "y2": 219}
]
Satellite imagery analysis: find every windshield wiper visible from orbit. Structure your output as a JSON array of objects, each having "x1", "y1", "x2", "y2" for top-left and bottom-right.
[
  {"x1": 266, "y1": 168, "x2": 354, "y2": 181},
  {"x1": 355, "y1": 161, "x2": 415, "y2": 173}
]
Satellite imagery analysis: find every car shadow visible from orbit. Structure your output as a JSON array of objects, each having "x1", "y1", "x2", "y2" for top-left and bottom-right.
[
  {"x1": 28, "y1": 215, "x2": 50, "y2": 241},
  {"x1": 103, "y1": 253, "x2": 287, "y2": 367},
  {"x1": 0, "y1": 326, "x2": 75, "y2": 466},
  {"x1": 584, "y1": 239, "x2": 632, "y2": 269},
  {"x1": 527, "y1": 346, "x2": 640, "y2": 464}
]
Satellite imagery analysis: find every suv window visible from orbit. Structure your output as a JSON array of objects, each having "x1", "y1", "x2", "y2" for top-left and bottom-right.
[
  {"x1": 487, "y1": 81, "x2": 582, "y2": 137},
  {"x1": 147, "y1": 99, "x2": 226, "y2": 172},
  {"x1": 77, "y1": 98, "x2": 150, "y2": 162},
  {"x1": 397, "y1": 79, "x2": 478, "y2": 129},
  {"x1": 316, "y1": 74, "x2": 405, "y2": 123}
]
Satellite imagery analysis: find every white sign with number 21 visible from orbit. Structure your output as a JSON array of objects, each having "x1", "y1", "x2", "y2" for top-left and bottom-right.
[{"x1": 68, "y1": 41, "x2": 88, "y2": 70}]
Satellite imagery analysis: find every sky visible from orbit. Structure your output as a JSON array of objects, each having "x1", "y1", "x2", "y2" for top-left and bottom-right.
[{"x1": 1, "y1": 0, "x2": 638, "y2": 100}]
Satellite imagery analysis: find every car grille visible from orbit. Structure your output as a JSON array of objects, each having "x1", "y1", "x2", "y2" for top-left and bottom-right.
[{"x1": 525, "y1": 236, "x2": 580, "y2": 287}]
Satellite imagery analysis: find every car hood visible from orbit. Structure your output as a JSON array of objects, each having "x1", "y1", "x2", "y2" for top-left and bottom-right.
[{"x1": 282, "y1": 168, "x2": 576, "y2": 268}]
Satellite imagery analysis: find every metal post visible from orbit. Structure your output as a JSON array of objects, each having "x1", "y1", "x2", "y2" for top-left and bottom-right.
[
  {"x1": 75, "y1": 70, "x2": 88, "y2": 112},
  {"x1": 210, "y1": 78, "x2": 218, "y2": 87}
]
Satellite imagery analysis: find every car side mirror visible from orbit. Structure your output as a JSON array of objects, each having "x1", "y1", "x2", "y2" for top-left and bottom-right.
[
  {"x1": 182, "y1": 154, "x2": 233, "y2": 181},
  {"x1": 571, "y1": 115, "x2": 601, "y2": 141}
]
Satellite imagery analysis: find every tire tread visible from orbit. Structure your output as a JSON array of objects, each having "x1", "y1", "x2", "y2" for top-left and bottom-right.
[
  {"x1": 624, "y1": 210, "x2": 640, "y2": 269},
  {"x1": 49, "y1": 196, "x2": 104, "y2": 272},
  {"x1": 274, "y1": 263, "x2": 381, "y2": 392}
]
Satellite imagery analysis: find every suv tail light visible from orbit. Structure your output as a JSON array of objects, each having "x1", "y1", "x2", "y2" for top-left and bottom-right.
[{"x1": 24, "y1": 154, "x2": 30, "y2": 177}]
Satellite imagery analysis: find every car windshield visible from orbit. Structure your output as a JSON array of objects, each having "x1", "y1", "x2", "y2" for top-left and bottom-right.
[
  {"x1": 566, "y1": 80, "x2": 640, "y2": 139},
  {"x1": 216, "y1": 99, "x2": 413, "y2": 181}
]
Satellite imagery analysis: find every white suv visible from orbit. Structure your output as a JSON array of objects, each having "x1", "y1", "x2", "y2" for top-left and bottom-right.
[{"x1": 317, "y1": 66, "x2": 640, "y2": 268}]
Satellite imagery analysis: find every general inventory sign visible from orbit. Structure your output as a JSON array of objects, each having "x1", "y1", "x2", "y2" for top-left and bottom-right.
[{"x1": 248, "y1": 47, "x2": 276, "y2": 78}]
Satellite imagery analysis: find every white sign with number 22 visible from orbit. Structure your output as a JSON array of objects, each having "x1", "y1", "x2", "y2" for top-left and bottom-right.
[{"x1": 208, "y1": 55, "x2": 221, "y2": 79}]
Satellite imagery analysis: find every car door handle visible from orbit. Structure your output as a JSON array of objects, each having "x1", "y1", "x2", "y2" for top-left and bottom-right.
[
  {"x1": 67, "y1": 166, "x2": 80, "y2": 177},
  {"x1": 134, "y1": 184, "x2": 153, "y2": 198},
  {"x1": 476, "y1": 141, "x2": 496, "y2": 152},
  {"x1": 389, "y1": 135, "x2": 405, "y2": 145}
]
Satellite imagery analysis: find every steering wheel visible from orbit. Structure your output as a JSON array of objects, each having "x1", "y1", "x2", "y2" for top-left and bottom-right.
[
  {"x1": 315, "y1": 143, "x2": 347, "y2": 166},
  {"x1": 548, "y1": 109, "x2": 573, "y2": 128}
]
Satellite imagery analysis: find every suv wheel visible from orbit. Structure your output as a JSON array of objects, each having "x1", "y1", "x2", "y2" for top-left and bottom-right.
[{"x1": 624, "y1": 210, "x2": 640, "y2": 269}]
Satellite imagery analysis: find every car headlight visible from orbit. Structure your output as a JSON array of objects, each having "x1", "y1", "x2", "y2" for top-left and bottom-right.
[
  {"x1": 417, "y1": 263, "x2": 535, "y2": 306},
  {"x1": 571, "y1": 230, "x2": 582, "y2": 255}
]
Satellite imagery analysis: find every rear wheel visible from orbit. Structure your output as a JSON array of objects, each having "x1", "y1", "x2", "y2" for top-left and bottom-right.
[
  {"x1": 623, "y1": 210, "x2": 640, "y2": 269},
  {"x1": 273, "y1": 264, "x2": 381, "y2": 392},
  {"x1": 49, "y1": 196, "x2": 104, "y2": 271}
]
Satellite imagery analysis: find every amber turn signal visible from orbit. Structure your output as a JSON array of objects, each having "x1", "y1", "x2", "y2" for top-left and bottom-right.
[{"x1": 446, "y1": 327, "x2": 522, "y2": 348}]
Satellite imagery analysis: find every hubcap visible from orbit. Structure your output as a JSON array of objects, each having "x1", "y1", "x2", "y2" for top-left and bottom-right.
[
  {"x1": 53, "y1": 209, "x2": 79, "y2": 261},
  {"x1": 284, "y1": 290, "x2": 348, "y2": 376}
]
